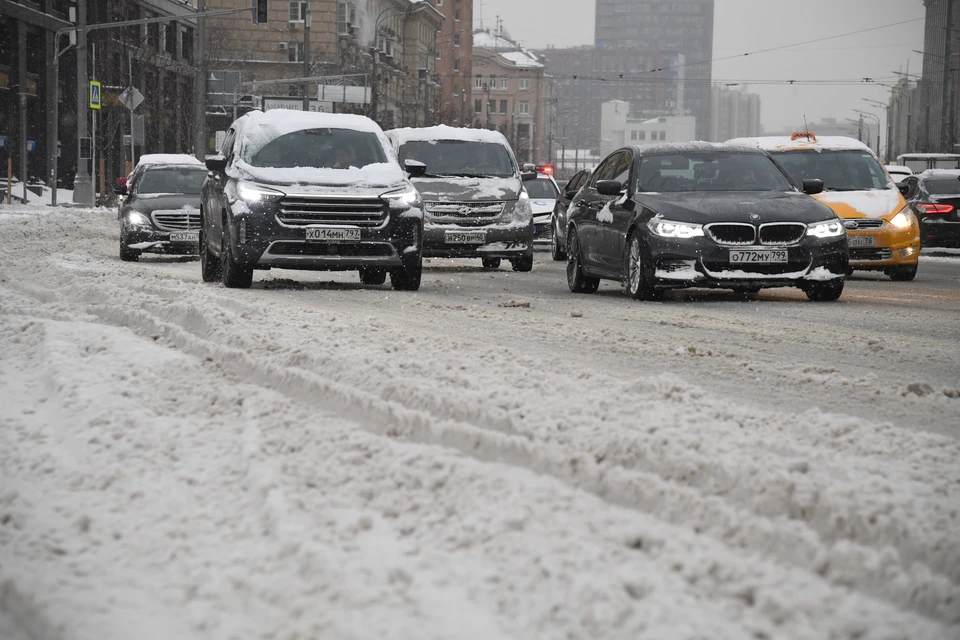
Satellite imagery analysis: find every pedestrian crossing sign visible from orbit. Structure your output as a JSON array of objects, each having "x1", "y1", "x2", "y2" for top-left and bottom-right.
[{"x1": 90, "y1": 81, "x2": 101, "y2": 110}]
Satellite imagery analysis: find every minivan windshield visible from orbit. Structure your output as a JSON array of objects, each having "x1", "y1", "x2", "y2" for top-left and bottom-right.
[
  {"x1": 770, "y1": 150, "x2": 889, "y2": 191},
  {"x1": 243, "y1": 127, "x2": 387, "y2": 169},
  {"x1": 636, "y1": 152, "x2": 795, "y2": 193},
  {"x1": 136, "y1": 167, "x2": 207, "y2": 194},
  {"x1": 397, "y1": 140, "x2": 515, "y2": 178}
]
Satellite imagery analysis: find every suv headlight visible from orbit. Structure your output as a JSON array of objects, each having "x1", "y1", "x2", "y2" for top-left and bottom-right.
[
  {"x1": 381, "y1": 187, "x2": 422, "y2": 213},
  {"x1": 125, "y1": 211, "x2": 151, "y2": 226},
  {"x1": 648, "y1": 219, "x2": 704, "y2": 239},
  {"x1": 889, "y1": 208, "x2": 914, "y2": 229},
  {"x1": 807, "y1": 219, "x2": 845, "y2": 239},
  {"x1": 514, "y1": 190, "x2": 533, "y2": 223},
  {"x1": 235, "y1": 181, "x2": 285, "y2": 203}
]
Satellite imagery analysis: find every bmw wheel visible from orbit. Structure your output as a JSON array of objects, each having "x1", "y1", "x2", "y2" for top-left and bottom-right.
[
  {"x1": 566, "y1": 229, "x2": 599, "y2": 294},
  {"x1": 624, "y1": 231, "x2": 661, "y2": 301},
  {"x1": 551, "y1": 219, "x2": 567, "y2": 261}
]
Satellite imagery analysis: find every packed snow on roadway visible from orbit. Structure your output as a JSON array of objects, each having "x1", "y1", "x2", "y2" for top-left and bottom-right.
[{"x1": 1, "y1": 205, "x2": 958, "y2": 640}]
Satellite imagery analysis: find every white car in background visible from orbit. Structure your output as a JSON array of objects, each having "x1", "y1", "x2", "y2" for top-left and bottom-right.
[
  {"x1": 885, "y1": 165, "x2": 913, "y2": 182},
  {"x1": 527, "y1": 165, "x2": 561, "y2": 244}
]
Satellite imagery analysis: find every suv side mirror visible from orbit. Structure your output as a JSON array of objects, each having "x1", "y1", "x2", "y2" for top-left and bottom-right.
[
  {"x1": 114, "y1": 184, "x2": 128, "y2": 195},
  {"x1": 404, "y1": 159, "x2": 427, "y2": 178},
  {"x1": 802, "y1": 179, "x2": 824, "y2": 195},
  {"x1": 596, "y1": 180, "x2": 624, "y2": 196},
  {"x1": 521, "y1": 170, "x2": 538, "y2": 182},
  {"x1": 205, "y1": 155, "x2": 227, "y2": 172}
]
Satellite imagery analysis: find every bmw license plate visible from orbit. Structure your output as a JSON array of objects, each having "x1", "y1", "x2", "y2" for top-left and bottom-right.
[
  {"x1": 847, "y1": 235, "x2": 876, "y2": 247},
  {"x1": 169, "y1": 232, "x2": 199, "y2": 242},
  {"x1": 729, "y1": 249, "x2": 788, "y2": 264},
  {"x1": 306, "y1": 227, "x2": 361, "y2": 242},
  {"x1": 445, "y1": 230, "x2": 486, "y2": 244}
]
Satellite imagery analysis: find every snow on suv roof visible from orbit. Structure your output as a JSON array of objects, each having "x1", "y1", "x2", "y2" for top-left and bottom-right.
[
  {"x1": 136, "y1": 154, "x2": 204, "y2": 167},
  {"x1": 728, "y1": 135, "x2": 873, "y2": 153},
  {"x1": 239, "y1": 109, "x2": 385, "y2": 137},
  {"x1": 388, "y1": 125, "x2": 510, "y2": 147},
  {"x1": 916, "y1": 169, "x2": 960, "y2": 179}
]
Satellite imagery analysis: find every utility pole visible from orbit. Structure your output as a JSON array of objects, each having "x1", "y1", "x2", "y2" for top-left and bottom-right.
[
  {"x1": 18, "y1": 19, "x2": 27, "y2": 202},
  {"x1": 195, "y1": 0, "x2": 206, "y2": 160},
  {"x1": 302, "y1": 1, "x2": 311, "y2": 111},
  {"x1": 73, "y1": 0, "x2": 92, "y2": 205}
]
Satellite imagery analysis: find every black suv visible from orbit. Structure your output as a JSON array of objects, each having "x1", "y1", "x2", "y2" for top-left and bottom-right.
[{"x1": 201, "y1": 110, "x2": 426, "y2": 289}]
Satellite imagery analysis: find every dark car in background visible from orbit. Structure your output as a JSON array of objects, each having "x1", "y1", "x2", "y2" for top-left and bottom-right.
[
  {"x1": 565, "y1": 143, "x2": 848, "y2": 302},
  {"x1": 201, "y1": 110, "x2": 426, "y2": 290},
  {"x1": 550, "y1": 168, "x2": 592, "y2": 261},
  {"x1": 116, "y1": 155, "x2": 207, "y2": 262},
  {"x1": 903, "y1": 169, "x2": 960, "y2": 247}
]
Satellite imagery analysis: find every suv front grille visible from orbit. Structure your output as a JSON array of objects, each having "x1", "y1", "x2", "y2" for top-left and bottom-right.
[
  {"x1": 759, "y1": 222, "x2": 806, "y2": 245},
  {"x1": 152, "y1": 210, "x2": 201, "y2": 231},
  {"x1": 278, "y1": 196, "x2": 387, "y2": 227},
  {"x1": 424, "y1": 201, "x2": 506, "y2": 219},
  {"x1": 705, "y1": 223, "x2": 756, "y2": 245},
  {"x1": 844, "y1": 218, "x2": 885, "y2": 230},
  {"x1": 850, "y1": 248, "x2": 893, "y2": 261}
]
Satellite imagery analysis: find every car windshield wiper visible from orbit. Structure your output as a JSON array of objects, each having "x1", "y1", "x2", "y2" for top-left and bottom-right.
[
  {"x1": 824, "y1": 187, "x2": 866, "y2": 192},
  {"x1": 446, "y1": 172, "x2": 497, "y2": 178}
]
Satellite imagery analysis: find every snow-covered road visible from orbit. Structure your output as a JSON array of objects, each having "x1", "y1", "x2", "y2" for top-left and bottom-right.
[{"x1": 1, "y1": 207, "x2": 958, "y2": 639}]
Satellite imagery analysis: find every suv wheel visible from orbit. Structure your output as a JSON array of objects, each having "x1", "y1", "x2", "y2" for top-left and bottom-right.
[
  {"x1": 886, "y1": 264, "x2": 918, "y2": 281},
  {"x1": 511, "y1": 254, "x2": 534, "y2": 272},
  {"x1": 624, "y1": 232, "x2": 662, "y2": 301},
  {"x1": 390, "y1": 259, "x2": 422, "y2": 291},
  {"x1": 566, "y1": 229, "x2": 599, "y2": 294},
  {"x1": 803, "y1": 280, "x2": 844, "y2": 302},
  {"x1": 551, "y1": 220, "x2": 567, "y2": 261},
  {"x1": 359, "y1": 267, "x2": 387, "y2": 285},
  {"x1": 220, "y1": 230, "x2": 253, "y2": 289},
  {"x1": 481, "y1": 257, "x2": 501, "y2": 270},
  {"x1": 199, "y1": 225, "x2": 221, "y2": 283}
]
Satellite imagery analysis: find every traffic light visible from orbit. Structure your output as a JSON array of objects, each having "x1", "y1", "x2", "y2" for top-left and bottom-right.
[{"x1": 251, "y1": 0, "x2": 268, "y2": 24}]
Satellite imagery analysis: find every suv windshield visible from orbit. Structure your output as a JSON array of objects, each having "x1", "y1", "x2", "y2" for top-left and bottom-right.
[
  {"x1": 770, "y1": 150, "x2": 889, "y2": 191},
  {"x1": 397, "y1": 140, "x2": 514, "y2": 178},
  {"x1": 136, "y1": 167, "x2": 207, "y2": 194},
  {"x1": 243, "y1": 127, "x2": 387, "y2": 169},
  {"x1": 525, "y1": 178, "x2": 559, "y2": 199},
  {"x1": 636, "y1": 152, "x2": 794, "y2": 193},
  {"x1": 922, "y1": 177, "x2": 960, "y2": 195}
]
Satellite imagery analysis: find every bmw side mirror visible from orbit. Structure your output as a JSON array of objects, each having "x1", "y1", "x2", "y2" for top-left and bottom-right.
[
  {"x1": 596, "y1": 180, "x2": 624, "y2": 197},
  {"x1": 205, "y1": 155, "x2": 227, "y2": 172},
  {"x1": 113, "y1": 184, "x2": 128, "y2": 196},
  {"x1": 896, "y1": 181, "x2": 910, "y2": 196},
  {"x1": 802, "y1": 179, "x2": 824, "y2": 195},
  {"x1": 564, "y1": 188, "x2": 578, "y2": 199},
  {"x1": 404, "y1": 159, "x2": 427, "y2": 178}
]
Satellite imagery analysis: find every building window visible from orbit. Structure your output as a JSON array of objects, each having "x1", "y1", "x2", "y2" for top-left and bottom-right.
[
  {"x1": 454, "y1": 8, "x2": 460, "y2": 21},
  {"x1": 519, "y1": 77, "x2": 530, "y2": 90},
  {"x1": 474, "y1": 99, "x2": 482, "y2": 114},
  {"x1": 474, "y1": 74, "x2": 482, "y2": 89},
  {"x1": 659, "y1": 131, "x2": 666, "y2": 140},
  {"x1": 454, "y1": 84, "x2": 460, "y2": 96},
  {"x1": 500, "y1": 76, "x2": 508, "y2": 89},
  {"x1": 454, "y1": 33, "x2": 461, "y2": 47},
  {"x1": 638, "y1": 130, "x2": 646, "y2": 141},
  {"x1": 631, "y1": 130, "x2": 637, "y2": 141},
  {"x1": 487, "y1": 99, "x2": 496, "y2": 114},
  {"x1": 436, "y1": 47, "x2": 441, "y2": 60},
  {"x1": 337, "y1": 1, "x2": 356, "y2": 36},
  {"x1": 181, "y1": 28, "x2": 193, "y2": 62},
  {"x1": 165, "y1": 21, "x2": 178, "y2": 55},
  {"x1": 518, "y1": 101, "x2": 529, "y2": 114},
  {"x1": 489, "y1": 74, "x2": 497, "y2": 88},
  {"x1": 454, "y1": 58, "x2": 460, "y2": 71},
  {"x1": 289, "y1": 1, "x2": 307, "y2": 22},
  {"x1": 288, "y1": 42, "x2": 305, "y2": 62},
  {"x1": 436, "y1": 0, "x2": 443, "y2": 5},
  {"x1": 500, "y1": 100, "x2": 507, "y2": 114}
]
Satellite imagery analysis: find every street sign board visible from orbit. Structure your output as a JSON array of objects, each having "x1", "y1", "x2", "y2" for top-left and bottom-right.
[
  {"x1": 89, "y1": 81, "x2": 101, "y2": 110},
  {"x1": 133, "y1": 115, "x2": 145, "y2": 145},
  {"x1": 79, "y1": 137, "x2": 92, "y2": 159},
  {"x1": 26, "y1": 140, "x2": 36, "y2": 153},
  {"x1": 262, "y1": 96, "x2": 333, "y2": 112},
  {"x1": 0, "y1": 136, "x2": 7, "y2": 150},
  {"x1": 118, "y1": 86, "x2": 145, "y2": 111}
]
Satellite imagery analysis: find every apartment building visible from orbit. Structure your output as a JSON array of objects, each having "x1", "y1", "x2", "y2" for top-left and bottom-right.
[
  {"x1": 709, "y1": 85, "x2": 761, "y2": 142},
  {"x1": 471, "y1": 28, "x2": 558, "y2": 164},
  {"x1": 600, "y1": 99, "x2": 696, "y2": 157},
  {"x1": 431, "y1": 0, "x2": 473, "y2": 126}
]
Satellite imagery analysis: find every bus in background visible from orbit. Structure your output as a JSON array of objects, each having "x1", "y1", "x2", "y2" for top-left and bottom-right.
[{"x1": 895, "y1": 153, "x2": 960, "y2": 174}]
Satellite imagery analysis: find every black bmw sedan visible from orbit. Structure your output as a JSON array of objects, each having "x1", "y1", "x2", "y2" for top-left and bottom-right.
[{"x1": 565, "y1": 143, "x2": 849, "y2": 301}]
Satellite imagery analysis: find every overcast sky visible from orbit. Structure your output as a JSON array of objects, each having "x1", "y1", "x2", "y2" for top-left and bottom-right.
[{"x1": 474, "y1": 0, "x2": 926, "y2": 138}]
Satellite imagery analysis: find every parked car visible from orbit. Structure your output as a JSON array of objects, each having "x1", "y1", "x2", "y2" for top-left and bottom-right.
[
  {"x1": 387, "y1": 125, "x2": 535, "y2": 272},
  {"x1": 565, "y1": 143, "x2": 848, "y2": 302},
  {"x1": 528, "y1": 165, "x2": 561, "y2": 246},
  {"x1": 902, "y1": 169, "x2": 960, "y2": 247},
  {"x1": 201, "y1": 110, "x2": 426, "y2": 290},
  {"x1": 116, "y1": 154, "x2": 207, "y2": 262},
  {"x1": 730, "y1": 133, "x2": 920, "y2": 281},
  {"x1": 550, "y1": 168, "x2": 592, "y2": 261},
  {"x1": 885, "y1": 165, "x2": 913, "y2": 182}
]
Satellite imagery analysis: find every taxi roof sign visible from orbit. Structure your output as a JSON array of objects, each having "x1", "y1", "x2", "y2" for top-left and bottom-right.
[
  {"x1": 89, "y1": 80, "x2": 101, "y2": 110},
  {"x1": 791, "y1": 132, "x2": 816, "y2": 142}
]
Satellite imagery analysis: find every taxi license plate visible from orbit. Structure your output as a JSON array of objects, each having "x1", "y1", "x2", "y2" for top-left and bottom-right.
[
  {"x1": 306, "y1": 227, "x2": 361, "y2": 242},
  {"x1": 729, "y1": 249, "x2": 788, "y2": 264},
  {"x1": 169, "y1": 232, "x2": 199, "y2": 242},
  {"x1": 847, "y1": 235, "x2": 876, "y2": 247},
  {"x1": 445, "y1": 231, "x2": 486, "y2": 244}
]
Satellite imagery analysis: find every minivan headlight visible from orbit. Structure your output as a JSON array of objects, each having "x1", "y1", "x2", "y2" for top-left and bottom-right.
[
  {"x1": 889, "y1": 209, "x2": 913, "y2": 229},
  {"x1": 235, "y1": 181, "x2": 285, "y2": 203},
  {"x1": 381, "y1": 187, "x2": 422, "y2": 212},
  {"x1": 807, "y1": 219, "x2": 845, "y2": 239},
  {"x1": 648, "y1": 219, "x2": 704, "y2": 239},
  {"x1": 514, "y1": 190, "x2": 533, "y2": 223}
]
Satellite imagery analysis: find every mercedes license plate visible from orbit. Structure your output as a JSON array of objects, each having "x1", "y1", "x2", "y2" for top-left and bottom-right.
[
  {"x1": 445, "y1": 231, "x2": 486, "y2": 244},
  {"x1": 847, "y1": 235, "x2": 876, "y2": 247},
  {"x1": 729, "y1": 249, "x2": 788, "y2": 264},
  {"x1": 306, "y1": 227, "x2": 361, "y2": 242},
  {"x1": 169, "y1": 232, "x2": 199, "y2": 242}
]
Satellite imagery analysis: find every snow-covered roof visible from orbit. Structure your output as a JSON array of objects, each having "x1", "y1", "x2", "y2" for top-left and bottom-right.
[
  {"x1": 632, "y1": 141, "x2": 766, "y2": 155},
  {"x1": 388, "y1": 125, "x2": 511, "y2": 147},
  {"x1": 473, "y1": 29, "x2": 543, "y2": 68},
  {"x1": 916, "y1": 169, "x2": 960, "y2": 179},
  {"x1": 728, "y1": 135, "x2": 873, "y2": 153},
  {"x1": 136, "y1": 154, "x2": 203, "y2": 168},
  {"x1": 473, "y1": 30, "x2": 516, "y2": 51},
  {"x1": 500, "y1": 50, "x2": 543, "y2": 69}
]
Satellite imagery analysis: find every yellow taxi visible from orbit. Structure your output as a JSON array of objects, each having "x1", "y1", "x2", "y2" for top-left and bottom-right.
[{"x1": 727, "y1": 133, "x2": 921, "y2": 280}]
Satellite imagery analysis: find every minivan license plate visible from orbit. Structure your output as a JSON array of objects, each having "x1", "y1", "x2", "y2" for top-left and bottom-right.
[
  {"x1": 169, "y1": 232, "x2": 199, "y2": 242},
  {"x1": 847, "y1": 235, "x2": 876, "y2": 247},
  {"x1": 306, "y1": 227, "x2": 361, "y2": 242},
  {"x1": 729, "y1": 249, "x2": 788, "y2": 264},
  {"x1": 445, "y1": 231, "x2": 486, "y2": 244}
]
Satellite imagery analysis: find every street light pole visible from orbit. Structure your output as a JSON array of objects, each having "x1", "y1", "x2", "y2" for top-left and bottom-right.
[
  {"x1": 302, "y1": 1, "x2": 311, "y2": 111},
  {"x1": 195, "y1": 0, "x2": 206, "y2": 160},
  {"x1": 855, "y1": 109, "x2": 882, "y2": 156},
  {"x1": 73, "y1": 0, "x2": 92, "y2": 205}
]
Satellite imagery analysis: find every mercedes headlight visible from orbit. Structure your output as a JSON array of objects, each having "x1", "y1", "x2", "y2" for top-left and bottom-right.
[
  {"x1": 514, "y1": 190, "x2": 533, "y2": 223},
  {"x1": 125, "y1": 211, "x2": 151, "y2": 226},
  {"x1": 889, "y1": 209, "x2": 913, "y2": 229},
  {"x1": 381, "y1": 187, "x2": 422, "y2": 212},
  {"x1": 807, "y1": 219, "x2": 845, "y2": 239},
  {"x1": 648, "y1": 219, "x2": 704, "y2": 239},
  {"x1": 235, "y1": 181, "x2": 285, "y2": 203}
]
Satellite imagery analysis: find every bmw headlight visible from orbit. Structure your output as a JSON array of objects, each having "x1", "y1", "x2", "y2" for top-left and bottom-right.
[
  {"x1": 514, "y1": 190, "x2": 533, "y2": 223},
  {"x1": 807, "y1": 219, "x2": 845, "y2": 239},
  {"x1": 889, "y1": 209, "x2": 914, "y2": 229},
  {"x1": 235, "y1": 181, "x2": 285, "y2": 203},
  {"x1": 647, "y1": 219, "x2": 705, "y2": 239},
  {"x1": 125, "y1": 211, "x2": 151, "y2": 226},
  {"x1": 381, "y1": 187, "x2": 422, "y2": 213}
]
